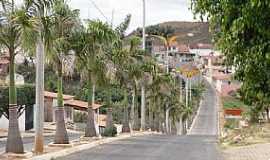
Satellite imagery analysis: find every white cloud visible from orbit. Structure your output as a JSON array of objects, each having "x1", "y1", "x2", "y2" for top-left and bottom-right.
[{"x1": 69, "y1": 0, "x2": 196, "y2": 33}]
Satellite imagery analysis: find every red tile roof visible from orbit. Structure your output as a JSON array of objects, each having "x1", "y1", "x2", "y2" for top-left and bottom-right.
[
  {"x1": 221, "y1": 83, "x2": 241, "y2": 97},
  {"x1": 44, "y1": 91, "x2": 74, "y2": 100},
  {"x1": 212, "y1": 73, "x2": 231, "y2": 80},
  {"x1": 65, "y1": 99, "x2": 102, "y2": 110},
  {"x1": 177, "y1": 44, "x2": 189, "y2": 53},
  {"x1": 0, "y1": 59, "x2": 9, "y2": 65},
  {"x1": 190, "y1": 43, "x2": 213, "y2": 49}
]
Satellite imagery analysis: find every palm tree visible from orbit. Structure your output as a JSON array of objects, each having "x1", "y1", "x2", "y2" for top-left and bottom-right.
[
  {"x1": 23, "y1": 0, "x2": 55, "y2": 153},
  {"x1": 72, "y1": 20, "x2": 116, "y2": 137},
  {"x1": 139, "y1": 58, "x2": 155, "y2": 131},
  {"x1": 48, "y1": 0, "x2": 79, "y2": 144},
  {"x1": 0, "y1": 0, "x2": 36, "y2": 153},
  {"x1": 146, "y1": 26, "x2": 176, "y2": 73}
]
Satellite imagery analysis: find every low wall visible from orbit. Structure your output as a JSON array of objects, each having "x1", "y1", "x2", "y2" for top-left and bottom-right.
[{"x1": 0, "y1": 111, "x2": 25, "y2": 131}]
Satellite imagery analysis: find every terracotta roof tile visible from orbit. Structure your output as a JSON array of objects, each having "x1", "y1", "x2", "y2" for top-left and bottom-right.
[
  {"x1": 44, "y1": 91, "x2": 74, "y2": 100},
  {"x1": 65, "y1": 99, "x2": 102, "y2": 110},
  {"x1": 177, "y1": 44, "x2": 189, "y2": 53},
  {"x1": 221, "y1": 83, "x2": 241, "y2": 97},
  {"x1": 0, "y1": 59, "x2": 9, "y2": 64}
]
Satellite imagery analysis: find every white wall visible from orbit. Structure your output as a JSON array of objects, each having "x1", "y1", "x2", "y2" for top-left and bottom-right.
[{"x1": 0, "y1": 111, "x2": 25, "y2": 131}]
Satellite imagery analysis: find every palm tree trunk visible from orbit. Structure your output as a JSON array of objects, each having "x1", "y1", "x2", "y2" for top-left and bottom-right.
[
  {"x1": 54, "y1": 74, "x2": 69, "y2": 144},
  {"x1": 140, "y1": 85, "x2": 146, "y2": 131},
  {"x1": 91, "y1": 83, "x2": 99, "y2": 135},
  {"x1": 122, "y1": 91, "x2": 130, "y2": 132},
  {"x1": 266, "y1": 108, "x2": 270, "y2": 123},
  {"x1": 34, "y1": 37, "x2": 44, "y2": 153},
  {"x1": 106, "y1": 108, "x2": 113, "y2": 128},
  {"x1": 176, "y1": 115, "x2": 183, "y2": 135},
  {"x1": 165, "y1": 106, "x2": 170, "y2": 134},
  {"x1": 85, "y1": 73, "x2": 96, "y2": 137},
  {"x1": 6, "y1": 51, "x2": 24, "y2": 153},
  {"x1": 130, "y1": 88, "x2": 136, "y2": 131},
  {"x1": 149, "y1": 101, "x2": 154, "y2": 131}
]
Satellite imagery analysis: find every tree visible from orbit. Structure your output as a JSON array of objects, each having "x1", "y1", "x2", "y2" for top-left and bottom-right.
[
  {"x1": 191, "y1": 0, "x2": 270, "y2": 122},
  {"x1": 0, "y1": 0, "x2": 35, "y2": 153},
  {"x1": 48, "y1": 0, "x2": 79, "y2": 144},
  {"x1": 72, "y1": 20, "x2": 116, "y2": 137},
  {"x1": 24, "y1": 0, "x2": 55, "y2": 153}
]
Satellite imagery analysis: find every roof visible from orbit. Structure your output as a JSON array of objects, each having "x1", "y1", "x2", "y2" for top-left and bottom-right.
[
  {"x1": 177, "y1": 44, "x2": 190, "y2": 53},
  {"x1": 44, "y1": 91, "x2": 74, "y2": 100},
  {"x1": 190, "y1": 43, "x2": 213, "y2": 49},
  {"x1": 64, "y1": 99, "x2": 102, "y2": 110},
  {"x1": 212, "y1": 73, "x2": 232, "y2": 80},
  {"x1": 0, "y1": 59, "x2": 9, "y2": 65},
  {"x1": 221, "y1": 83, "x2": 241, "y2": 97}
]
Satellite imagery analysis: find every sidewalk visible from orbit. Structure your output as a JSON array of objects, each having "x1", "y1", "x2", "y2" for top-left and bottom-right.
[
  {"x1": 0, "y1": 131, "x2": 155, "y2": 160},
  {"x1": 222, "y1": 143, "x2": 270, "y2": 160}
]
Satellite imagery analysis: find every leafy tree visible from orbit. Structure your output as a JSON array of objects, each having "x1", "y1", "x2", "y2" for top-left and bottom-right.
[
  {"x1": 191, "y1": 0, "x2": 270, "y2": 122},
  {"x1": 0, "y1": 0, "x2": 35, "y2": 153},
  {"x1": 48, "y1": 0, "x2": 80, "y2": 144},
  {"x1": 72, "y1": 20, "x2": 116, "y2": 137}
]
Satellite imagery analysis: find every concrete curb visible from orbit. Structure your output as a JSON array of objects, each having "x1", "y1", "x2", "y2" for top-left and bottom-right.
[{"x1": 30, "y1": 132, "x2": 153, "y2": 160}]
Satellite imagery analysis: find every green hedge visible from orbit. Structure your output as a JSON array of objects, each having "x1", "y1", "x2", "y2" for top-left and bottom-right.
[
  {"x1": 0, "y1": 84, "x2": 35, "y2": 119},
  {"x1": 102, "y1": 126, "x2": 117, "y2": 137}
]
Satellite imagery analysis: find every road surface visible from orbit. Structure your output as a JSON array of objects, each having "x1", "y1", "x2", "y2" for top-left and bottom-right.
[
  {"x1": 189, "y1": 81, "x2": 218, "y2": 135},
  {"x1": 0, "y1": 132, "x2": 82, "y2": 153},
  {"x1": 57, "y1": 82, "x2": 221, "y2": 160}
]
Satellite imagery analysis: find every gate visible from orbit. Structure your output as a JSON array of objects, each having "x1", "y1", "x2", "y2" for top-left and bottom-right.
[{"x1": 25, "y1": 105, "x2": 34, "y2": 130}]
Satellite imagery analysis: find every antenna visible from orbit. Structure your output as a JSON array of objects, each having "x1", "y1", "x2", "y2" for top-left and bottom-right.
[
  {"x1": 89, "y1": 0, "x2": 109, "y2": 22},
  {"x1": 111, "y1": 9, "x2": 115, "y2": 28}
]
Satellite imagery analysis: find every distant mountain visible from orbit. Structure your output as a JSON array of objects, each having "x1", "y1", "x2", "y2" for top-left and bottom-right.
[{"x1": 130, "y1": 21, "x2": 213, "y2": 45}]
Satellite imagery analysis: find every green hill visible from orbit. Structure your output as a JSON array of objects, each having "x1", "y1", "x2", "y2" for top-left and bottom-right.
[{"x1": 130, "y1": 21, "x2": 212, "y2": 45}]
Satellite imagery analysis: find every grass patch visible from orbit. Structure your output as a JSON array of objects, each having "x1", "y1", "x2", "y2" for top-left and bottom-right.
[
  {"x1": 222, "y1": 96, "x2": 247, "y2": 110},
  {"x1": 220, "y1": 123, "x2": 270, "y2": 147}
]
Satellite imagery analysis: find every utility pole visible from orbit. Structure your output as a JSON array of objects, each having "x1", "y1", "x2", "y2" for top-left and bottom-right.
[
  {"x1": 166, "y1": 46, "x2": 169, "y2": 73},
  {"x1": 189, "y1": 77, "x2": 192, "y2": 103},
  {"x1": 34, "y1": 36, "x2": 45, "y2": 153},
  {"x1": 140, "y1": 0, "x2": 146, "y2": 131},
  {"x1": 142, "y1": 0, "x2": 146, "y2": 50},
  {"x1": 186, "y1": 78, "x2": 189, "y2": 108}
]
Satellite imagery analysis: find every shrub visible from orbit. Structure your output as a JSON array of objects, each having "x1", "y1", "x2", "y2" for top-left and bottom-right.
[
  {"x1": 102, "y1": 126, "x2": 117, "y2": 137},
  {"x1": 73, "y1": 111, "x2": 87, "y2": 123},
  {"x1": 0, "y1": 84, "x2": 35, "y2": 119}
]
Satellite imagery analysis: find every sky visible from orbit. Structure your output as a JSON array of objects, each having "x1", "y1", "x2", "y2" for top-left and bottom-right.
[{"x1": 69, "y1": 0, "x2": 196, "y2": 33}]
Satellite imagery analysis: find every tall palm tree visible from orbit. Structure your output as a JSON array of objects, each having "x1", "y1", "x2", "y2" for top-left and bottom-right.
[
  {"x1": 125, "y1": 37, "x2": 145, "y2": 130},
  {"x1": 0, "y1": 0, "x2": 36, "y2": 153},
  {"x1": 72, "y1": 20, "x2": 115, "y2": 137},
  {"x1": 139, "y1": 58, "x2": 155, "y2": 131},
  {"x1": 23, "y1": 0, "x2": 55, "y2": 153},
  {"x1": 48, "y1": 0, "x2": 79, "y2": 144}
]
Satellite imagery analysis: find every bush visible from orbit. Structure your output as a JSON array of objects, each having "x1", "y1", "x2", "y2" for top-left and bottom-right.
[
  {"x1": 102, "y1": 126, "x2": 117, "y2": 137},
  {"x1": 224, "y1": 119, "x2": 239, "y2": 129},
  {"x1": 73, "y1": 111, "x2": 87, "y2": 123},
  {"x1": 0, "y1": 84, "x2": 35, "y2": 119}
]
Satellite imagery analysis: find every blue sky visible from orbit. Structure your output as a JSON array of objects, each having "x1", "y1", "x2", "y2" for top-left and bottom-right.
[{"x1": 69, "y1": 0, "x2": 196, "y2": 33}]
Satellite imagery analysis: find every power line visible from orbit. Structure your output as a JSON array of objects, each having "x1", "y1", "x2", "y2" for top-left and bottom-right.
[{"x1": 89, "y1": 0, "x2": 109, "y2": 22}]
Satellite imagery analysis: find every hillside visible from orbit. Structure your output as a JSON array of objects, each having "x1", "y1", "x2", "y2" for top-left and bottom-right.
[{"x1": 131, "y1": 21, "x2": 213, "y2": 45}]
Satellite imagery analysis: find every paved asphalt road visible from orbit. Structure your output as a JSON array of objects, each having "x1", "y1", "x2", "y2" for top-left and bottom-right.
[
  {"x1": 189, "y1": 81, "x2": 218, "y2": 135},
  {"x1": 0, "y1": 132, "x2": 82, "y2": 153},
  {"x1": 57, "y1": 82, "x2": 221, "y2": 160}
]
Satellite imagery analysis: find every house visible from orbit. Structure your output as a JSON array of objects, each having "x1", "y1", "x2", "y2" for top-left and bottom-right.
[
  {"x1": 0, "y1": 54, "x2": 9, "y2": 78},
  {"x1": 44, "y1": 91, "x2": 107, "y2": 132},
  {"x1": 44, "y1": 91, "x2": 75, "y2": 122}
]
